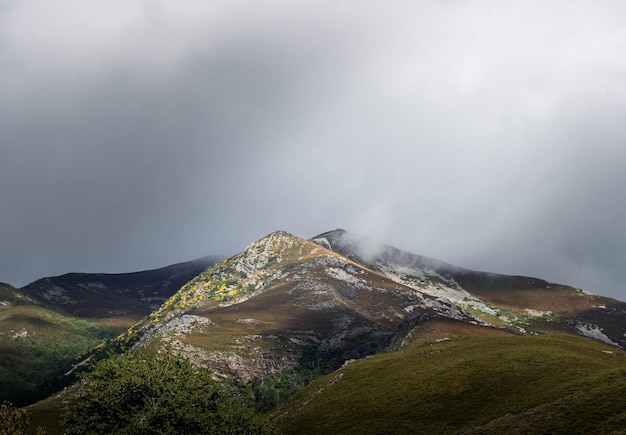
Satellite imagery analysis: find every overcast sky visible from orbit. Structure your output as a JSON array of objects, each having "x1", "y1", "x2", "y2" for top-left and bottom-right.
[{"x1": 1, "y1": 1, "x2": 625, "y2": 300}]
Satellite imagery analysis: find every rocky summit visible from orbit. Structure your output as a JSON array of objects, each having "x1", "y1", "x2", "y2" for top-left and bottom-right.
[{"x1": 120, "y1": 231, "x2": 480, "y2": 381}]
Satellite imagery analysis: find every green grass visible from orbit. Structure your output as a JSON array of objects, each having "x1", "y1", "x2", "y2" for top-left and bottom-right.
[
  {"x1": 275, "y1": 334, "x2": 626, "y2": 434},
  {"x1": 0, "y1": 288, "x2": 116, "y2": 406},
  {"x1": 25, "y1": 390, "x2": 70, "y2": 435}
]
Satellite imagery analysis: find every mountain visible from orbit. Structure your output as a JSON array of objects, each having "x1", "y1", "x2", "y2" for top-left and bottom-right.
[
  {"x1": 313, "y1": 229, "x2": 626, "y2": 349},
  {"x1": 19, "y1": 256, "x2": 218, "y2": 331},
  {"x1": 116, "y1": 230, "x2": 626, "y2": 383},
  {"x1": 114, "y1": 228, "x2": 626, "y2": 385},
  {"x1": 21, "y1": 229, "x2": 626, "y2": 433},
  {"x1": 116, "y1": 231, "x2": 499, "y2": 381}
]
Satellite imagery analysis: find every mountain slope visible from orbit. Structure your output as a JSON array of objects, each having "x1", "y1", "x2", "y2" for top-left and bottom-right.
[
  {"x1": 20, "y1": 256, "x2": 218, "y2": 331},
  {"x1": 274, "y1": 334, "x2": 626, "y2": 434},
  {"x1": 0, "y1": 283, "x2": 114, "y2": 405},
  {"x1": 2, "y1": 257, "x2": 218, "y2": 405},
  {"x1": 313, "y1": 229, "x2": 626, "y2": 348}
]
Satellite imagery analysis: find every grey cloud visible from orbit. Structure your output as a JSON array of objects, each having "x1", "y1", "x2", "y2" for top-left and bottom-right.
[{"x1": 1, "y1": 0, "x2": 626, "y2": 301}]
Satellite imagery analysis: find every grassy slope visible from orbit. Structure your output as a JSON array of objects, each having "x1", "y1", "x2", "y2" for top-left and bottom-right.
[
  {"x1": 0, "y1": 284, "x2": 115, "y2": 406},
  {"x1": 275, "y1": 334, "x2": 626, "y2": 434}
]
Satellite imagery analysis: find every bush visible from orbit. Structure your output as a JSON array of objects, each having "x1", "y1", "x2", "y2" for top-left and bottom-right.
[
  {"x1": 63, "y1": 351, "x2": 274, "y2": 434},
  {"x1": 0, "y1": 401, "x2": 29, "y2": 435}
]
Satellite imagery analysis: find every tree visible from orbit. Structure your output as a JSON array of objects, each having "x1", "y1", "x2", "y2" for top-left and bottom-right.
[
  {"x1": 0, "y1": 401, "x2": 29, "y2": 435},
  {"x1": 63, "y1": 351, "x2": 274, "y2": 434}
]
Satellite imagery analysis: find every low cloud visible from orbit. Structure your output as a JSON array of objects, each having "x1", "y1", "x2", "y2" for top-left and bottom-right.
[{"x1": 1, "y1": 1, "x2": 625, "y2": 300}]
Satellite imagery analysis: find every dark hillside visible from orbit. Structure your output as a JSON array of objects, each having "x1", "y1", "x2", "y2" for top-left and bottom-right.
[
  {"x1": 275, "y1": 334, "x2": 626, "y2": 434},
  {"x1": 20, "y1": 256, "x2": 218, "y2": 331}
]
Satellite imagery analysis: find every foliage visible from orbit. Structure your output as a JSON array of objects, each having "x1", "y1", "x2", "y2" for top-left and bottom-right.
[
  {"x1": 0, "y1": 401, "x2": 29, "y2": 435},
  {"x1": 63, "y1": 351, "x2": 275, "y2": 435},
  {"x1": 250, "y1": 370, "x2": 321, "y2": 412},
  {"x1": 224, "y1": 367, "x2": 324, "y2": 414},
  {"x1": 0, "y1": 401, "x2": 45, "y2": 434}
]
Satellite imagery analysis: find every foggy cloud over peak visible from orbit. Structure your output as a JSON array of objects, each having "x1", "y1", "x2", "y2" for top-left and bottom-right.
[{"x1": 1, "y1": 0, "x2": 625, "y2": 300}]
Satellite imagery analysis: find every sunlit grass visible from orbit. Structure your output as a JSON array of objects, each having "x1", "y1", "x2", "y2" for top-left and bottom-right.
[{"x1": 0, "y1": 290, "x2": 115, "y2": 406}]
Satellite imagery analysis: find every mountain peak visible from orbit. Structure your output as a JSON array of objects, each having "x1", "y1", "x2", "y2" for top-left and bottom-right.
[
  {"x1": 243, "y1": 230, "x2": 313, "y2": 266},
  {"x1": 314, "y1": 228, "x2": 347, "y2": 238},
  {"x1": 265, "y1": 229, "x2": 292, "y2": 237},
  {"x1": 124, "y1": 228, "x2": 472, "y2": 381},
  {"x1": 311, "y1": 229, "x2": 385, "y2": 262},
  {"x1": 144, "y1": 230, "x2": 328, "y2": 319}
]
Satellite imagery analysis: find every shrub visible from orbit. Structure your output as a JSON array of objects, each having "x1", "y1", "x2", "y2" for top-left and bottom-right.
[
  {"x1": 0, "y1": 401, "x2": 29, "y2": 435},
  {"x1": 63, "y1": 351, "x2": 274, "y2": 434}
]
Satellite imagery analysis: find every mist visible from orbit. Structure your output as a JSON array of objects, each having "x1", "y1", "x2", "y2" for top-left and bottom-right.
[{"x1": 1, "y1": 1, "x2": 625, "y2": 300}]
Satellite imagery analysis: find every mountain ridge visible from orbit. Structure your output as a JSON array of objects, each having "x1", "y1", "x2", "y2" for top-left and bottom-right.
[
  {"x1": 17, "y1": 228, "x2": 626, "y2": 433},
  {"x1": 19, "y1": 255, "x2": 219, "y2": 330},
  {"x1": 313, "y1": 229, "x2": 626, "y2": 349}
]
